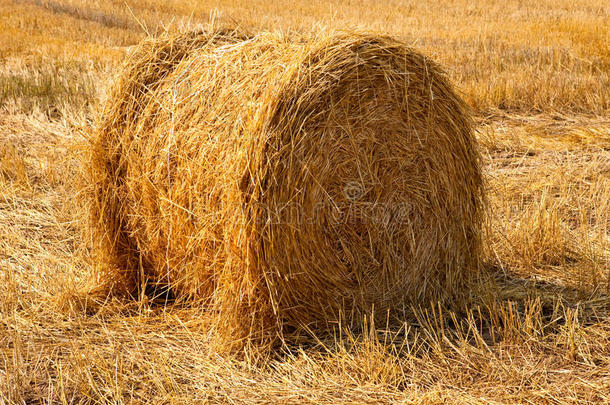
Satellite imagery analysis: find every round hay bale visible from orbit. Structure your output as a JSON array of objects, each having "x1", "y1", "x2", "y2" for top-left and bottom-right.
[{"x1": 87, "y1": 28, "x2": 483, "y2": 345}]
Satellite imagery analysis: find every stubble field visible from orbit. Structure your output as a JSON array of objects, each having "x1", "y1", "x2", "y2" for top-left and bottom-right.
[{"x1": 1, "y1": 0, "x2": 609, "y2": 403}]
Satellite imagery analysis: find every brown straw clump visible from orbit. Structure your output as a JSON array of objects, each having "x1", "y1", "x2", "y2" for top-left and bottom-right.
[{"x1": 86, "y1": 27, "x2": 484, "y2": 348}]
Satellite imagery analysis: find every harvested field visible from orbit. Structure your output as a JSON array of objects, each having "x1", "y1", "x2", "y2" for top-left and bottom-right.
[{"x1": 1, "y1": 0, "x2": 608, "y2": 403}]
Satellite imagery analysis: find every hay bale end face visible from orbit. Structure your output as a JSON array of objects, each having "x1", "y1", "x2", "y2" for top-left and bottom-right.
[{"x1": 87, "y1": 29, "x2": 483, "y2": 345}]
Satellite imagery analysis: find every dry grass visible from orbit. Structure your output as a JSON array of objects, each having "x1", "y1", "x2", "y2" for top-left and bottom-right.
[
  {"x1": 1, "y1": 0, "x2": 609, "y2": 403},
  {"x1": 2, "y1": 0, "x2": 608, "y2": 114}
]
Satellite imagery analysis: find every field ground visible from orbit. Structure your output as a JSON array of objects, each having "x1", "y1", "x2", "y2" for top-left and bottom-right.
[{"x1": 1, "y1": 0, "x2": 609, "y2": 403}]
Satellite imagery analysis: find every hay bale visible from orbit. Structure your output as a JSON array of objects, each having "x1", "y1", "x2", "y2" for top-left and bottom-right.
[{"x1": 87, "y1": 28, "x2": 483, "y2": 345}]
